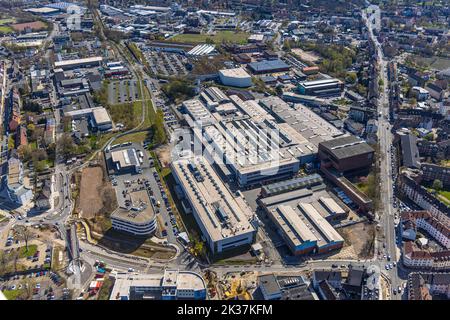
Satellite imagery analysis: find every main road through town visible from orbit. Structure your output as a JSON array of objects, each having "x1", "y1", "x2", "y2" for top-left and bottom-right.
[{"x1": 364, "y1": 4, "x2": 405, "y2": 299}]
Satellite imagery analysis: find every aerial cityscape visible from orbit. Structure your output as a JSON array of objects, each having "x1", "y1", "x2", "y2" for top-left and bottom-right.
[{"x1": 0, "y1": 0, "x2": 449, "y2": 303}]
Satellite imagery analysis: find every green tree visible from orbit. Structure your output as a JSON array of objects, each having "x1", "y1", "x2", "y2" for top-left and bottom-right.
[
  {"x1": 432, "y1": 179, "x2": 443, "y2": 191},
  {"x1": 346, "y1": 72, "x2": 357, "y2": 84},
  {"x1": 153, "y1": 109, "x2": 167, "y2": 145}
]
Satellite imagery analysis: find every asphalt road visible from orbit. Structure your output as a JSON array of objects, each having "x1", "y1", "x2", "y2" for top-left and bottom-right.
[{"x1": 364, "y1": 5, "x2": 406, "y2": 299}]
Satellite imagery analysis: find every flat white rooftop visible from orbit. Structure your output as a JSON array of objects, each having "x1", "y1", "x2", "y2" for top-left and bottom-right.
[
  {"x1": 54, "y1": 56, "x2": 103, "y2": 68},
  {"x1": 219, "y1": 67, "x2": 251, "y2": 79},
  {"x1": 172, "y1": 156, "x2": 255, "y2": 242}
]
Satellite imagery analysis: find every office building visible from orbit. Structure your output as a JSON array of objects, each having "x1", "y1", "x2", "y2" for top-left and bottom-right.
[
  {"x1": 110, "y1": 270, "x2": 207, "y2": 300},
  {"x1": 111, "y1": 189, "x2": 157, "y2": 236}
]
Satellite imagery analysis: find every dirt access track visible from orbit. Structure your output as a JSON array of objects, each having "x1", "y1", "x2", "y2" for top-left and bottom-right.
[{"x1": 78, "y1": 166, "x2": 107, "y2": 219}]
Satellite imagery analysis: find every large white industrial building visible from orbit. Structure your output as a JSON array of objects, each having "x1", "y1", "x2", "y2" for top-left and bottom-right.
[
  {"x1": 181, "y1": 88, "x2": 344, "y2": 187},
  {"x1": 219, "y1": 67, "x2": 252, "y2": 87}
]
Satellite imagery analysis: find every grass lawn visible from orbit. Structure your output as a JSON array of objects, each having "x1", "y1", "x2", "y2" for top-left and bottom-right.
[
  {"x1": 0, "y1": 26, "x2": 13, "y2": 34},
  {"x1": 113, "y1": 131, "x2": 151, "y2": 145},
  {"x1": 3, "y1": 289, "x2": 24, "y2": 300},
  {"x1": 18, "y1": 244, "x2": 38, "y2": 259},
  {"x1": 0, "y1": 18, "x2": 16, "y2": 25},
  {"x1": 171, "y1": 31, "x2": 249, "y2": 44},
  {"x1": 437, "y1": 190, "x2": 450, "y2": 206}
]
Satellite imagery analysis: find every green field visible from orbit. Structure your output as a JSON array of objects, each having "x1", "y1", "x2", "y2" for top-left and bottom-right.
[
  {"x1": 18, "y1": 244, "x2": 38, "y2": 258},
  {"x1": 0, "y1": 26, "x2": 13, "y2": 34},
  {"x1": 0, "y1": 18, "x2": 16, "y2": 26},
  {"x1": 3, "y1": 289, "x2": 24, "y2": 300},
  {"x1": 437, "y1": 190, "x2": 450, "y2": 206},
  {"x1": 0, "y1": 18, "x2": 15, "y2": 25},
  {"x1": 171, "y1": 31, "x2": 249, "y2": 44}
]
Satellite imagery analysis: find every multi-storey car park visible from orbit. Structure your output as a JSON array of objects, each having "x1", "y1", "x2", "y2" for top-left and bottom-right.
[{"x1": 171, "y1": 155, "x2": 256, "y2": 255}]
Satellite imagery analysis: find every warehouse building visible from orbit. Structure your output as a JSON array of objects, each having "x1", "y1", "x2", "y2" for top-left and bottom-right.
[
  {"x1": 186, "y1": 44, "x2": 216, "y2": 57},
  {"x1": 54, "y1": 56, "x2": 103, "y2": 70},
  {"x1": 258, "y1": 174, "x2": 346, "y2": 255},
  {"x1": 219, "y1": 68, "x2": 252, "y2": 87},
  {"x1": 264, "y1": 202, "x2": 344, "y2": 255},
  {"x1": 181, "y1": 91, "x2": 348, "y2": 187},
  {"x1": 259, "y1": 96, "x2": 346, "y2": 156},
  {"x1": 182, "y1": 94, "x2": 304, "y2": 186},
  {"x1": 298, "y1": 78, "x2": 344, "y2": 97},
  {"x1": 421, "y1": 163, "x2": 450, "y2": 187},
  {"x1": 318, "y1": 136, "x2": 375, "y2": 214},
  {"x1": 247, "y1": 59, "x2": 290, "y2": 74},
  {"x1": 171, "y1": 156, "x2": 256, "y2": 254},
  {"x1": 110, "y1": 270, "x2": 207, "y2": 300}
]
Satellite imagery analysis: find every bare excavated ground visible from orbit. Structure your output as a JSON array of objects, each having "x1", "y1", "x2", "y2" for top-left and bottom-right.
[
  {"x1": 78, "y1": 166, "x2": 116, "y2": 221},
  {"x1": 155, "y1": 144, "x2": 171, "y2": 167}
]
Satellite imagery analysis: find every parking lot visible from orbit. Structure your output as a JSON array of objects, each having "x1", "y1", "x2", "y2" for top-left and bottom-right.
[
  {"x1": 144, "y1": 50, "x2": 188, "y2": 77},
  {"x1": 1, "y1": 271, "x2": 70, "y2": 300},
  {"x1": 104, "y1": 143, "x2": 180, "y2": 243},
  {"x1": 144, "y1": 79, "x2": 179, "y2": 130},
  {"x1": 108, "y1": 79, "x2": 139, "y2": 105}
]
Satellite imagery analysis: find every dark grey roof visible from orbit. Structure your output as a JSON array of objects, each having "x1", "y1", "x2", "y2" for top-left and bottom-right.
[
  {"x1": 248, "y1": 59, "x2": 290, "y2": 72},
  {"x1": 319, "y1": 135, "x2": 374, "y2": 160},
  {"x1": 281, "y1": 285, "x2": 315, "y2": 300},
  {"x1": 400, "y1": 134, "x2": 420, "y2": 169},
  {"x1": 346, "y1": 266, "x2": 365, "y2": 287},
  {"x1": 318, "y1": 280, "x2": 338, "y2": 300},
  {"x1": 313, "y1": 270, "x2": 342, "y2": 283},
  {"x1": 258, "y1": 274, "x2": 281, "y2": 296},
  {"x1": 262, "y1": 173, "x2": 323, "y2": 196}
]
